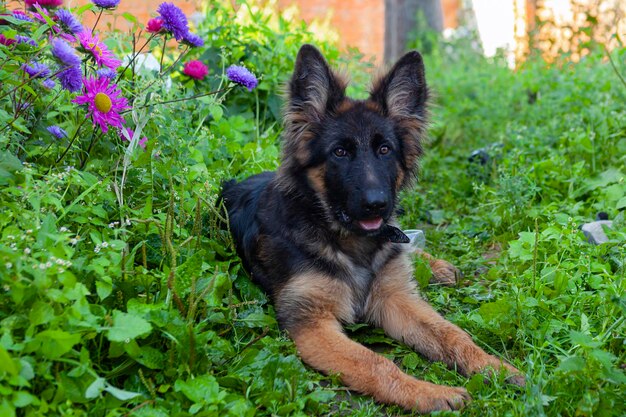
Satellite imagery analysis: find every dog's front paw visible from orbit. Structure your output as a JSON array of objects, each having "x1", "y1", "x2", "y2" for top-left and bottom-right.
[
  {"x1": 471, "y1": 356, "x2": 526, "y2": 387},
  {"x1": 430, "y1": 259, "x2": 460, "y2": 286},
  {"x1": 502, "y1": 363, "x2": 526, "y2": 387},
  {"x1": 413, "y1": 384, "x2": 471, "y2": 413}
]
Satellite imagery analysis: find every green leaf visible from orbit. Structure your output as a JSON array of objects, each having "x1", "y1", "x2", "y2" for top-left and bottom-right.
[
  {"x1": 0, "y1": 399, "x2": 15, "y2": 417},
  {"x1": 121, "y1": 12, "x2": 138, "y2": 24},
  {"x1": 210, "y1": 104, "x2": 223, "y2": 122},
  {"x1": 106, "y1": 311, "x2": 152, "y2": 342},
  {"x1": 175, "y1": 250, "x2": 206, "y2": 296},
  {"x1": 557, "y1": 355, "x2": 586, "y2": 372},
  {"x1": 12, "y1": 391, "x2": 38, "y2": 408},
  {"x1": 237, "y1": 311, "x2": 276, "y2": 328},
  {"x1": 103, "y1": 385, "x2": 142, "y2": 401},
  {"x1": 35, "y1": 330, "x2": 81, "y2": 359},
  {"x1": 508, "y1": 232, "x2": 535, "y2": 261},
  {"x1": 174, "y1": 375, "x2": 221, "y2": 404},
  {"x1": 29, "y1": 301, "x2": 55, "y2": 327},
  {"x1": 85, "y1": 377, "x2": 106, "y2": 399},
  {"x1": 0, "y1": 151, "x2": 23, "y2": 186},
  {"x1": 0, "y1": 346, "x2": 18, "y2": 376},
  {"x1": 569, "y1": 330, "x2": 602, "y2": 348},
  {"x1": 401, "y1": 352, "x2": 421, "y2": 370}
]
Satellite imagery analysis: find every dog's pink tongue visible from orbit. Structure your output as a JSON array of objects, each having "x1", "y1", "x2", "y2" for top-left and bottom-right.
[{"x1": 358, "y1": 217, "x2": 383, "y2": 231}]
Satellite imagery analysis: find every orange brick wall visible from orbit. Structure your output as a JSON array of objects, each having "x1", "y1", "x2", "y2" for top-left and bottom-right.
[
  {"x1": 278, "y1": 0, "x2": 385, "y2": 62},
  {"x1": 8, "y1": 0, "x2": 461, "y2": 62}
]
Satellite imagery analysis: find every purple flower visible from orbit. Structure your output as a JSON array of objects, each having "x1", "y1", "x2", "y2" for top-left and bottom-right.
[
  {"x1": 182, "y1": 31, "x2": 204, "y2": 48},
  {"x1": 57, "y1": 65, "x2": 83, "y2": 92},
  {"x1": 12, "y1": 11, "x2": 33, "y2": 22},
  {"x1": 43, "y1": 79, "x2": 56, "y2": 89},
  {"x1": 157, "y1": 2, "x2": 189, "y2": 41},
  {"x1": 226, "y1": 65, "x2": 258, "y2": 91},
  {"x1": 47, "y1": 125, "x2": 68, "y2": 139},
  {"x1": 24, "y1": 62, "x2": 51, "y2": 78},
  {"x1": 91, "y1": 0, "x2": 120, "y2": 9},
  {"x1": 16, "y1": 35, "x2": 37, "y2": 47},
  {"x1": 96, "y1": 68, "x2": 117, "y2": 79},
  {"x1": 56, "y1": 9, "x2": 84, "y2": 34},
  {"x1": 51, "y1": 38, "x2": 81, "y2": 67}
]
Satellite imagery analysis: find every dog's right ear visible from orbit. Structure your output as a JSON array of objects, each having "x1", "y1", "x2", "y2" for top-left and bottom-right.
[{"x1": 287, "y1": 44, "x2": 347, "y2": 124}]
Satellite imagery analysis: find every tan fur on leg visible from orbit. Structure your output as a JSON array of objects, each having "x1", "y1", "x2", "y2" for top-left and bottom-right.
[
  {"x1": 367, "y1": 255, "x2": 525, "y2": 385},
  {"x1": 278, "y1": 272, "x2": 470, "y2": 412},
  {"x1": 291, "y1": 317, "x2": 470, "y2": 412}
]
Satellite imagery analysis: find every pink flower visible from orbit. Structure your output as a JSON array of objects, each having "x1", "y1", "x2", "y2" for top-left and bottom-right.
[
  {"x1": 25, "y1": 0, "x2": 63, "y2": 8},
  {"x1": 183, "y1": 60, "x2": 208, "y2": 80},
  {"x1": 0, "y1": 34, "x2": 16, "y2": 46},
  {"x1": 77, "y1": 31, "x2": 121, "y2": 69},
  {"x1": 146, "y1": 17, "x2": 164, "y2": 33},
  {"x1": 120, "y1": 127, "x2": 148, "y2": 149},
  {"x1": 73, "y1": 77, "x2": 130, "y2": 133}
]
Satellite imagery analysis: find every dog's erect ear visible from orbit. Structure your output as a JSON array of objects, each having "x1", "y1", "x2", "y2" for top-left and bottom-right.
[
  {"x1": 370, "y1": 51, "x2": 428, "y2": 119},
  {"x1": 369, "y1": 52, "x2": 428, "y2": 185},
  {"x1": 288, "y1": 44, "x2": 347, "y2": 122}
]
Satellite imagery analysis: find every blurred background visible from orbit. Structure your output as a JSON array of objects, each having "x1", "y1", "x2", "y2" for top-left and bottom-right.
[{"x1": 67, "y1": 0, "x2": 626, "y2": 66}]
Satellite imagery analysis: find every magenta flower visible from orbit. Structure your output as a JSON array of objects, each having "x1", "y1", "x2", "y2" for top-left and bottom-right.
[
  {"x1": 146, "y1": 17, "x2": 164, "y2": 33},
  {"x1": 77, "y1": 31, "x2": 121, "y2": 69},
  {"x1": 25, "y1": 0, "x2": 63, "y2": 8},
  {"x1": 0, "y1": 34, "x2": 16, "y2": 46},
  {"x1": 30, "y1": 4, "x2": 51, "y2": 22},
  {"x1": 183, "y1": 60, "x2": 208, "y2": 80},
  {"x1": 73, "y1": 77, "x2": 129, "y2": 133}
]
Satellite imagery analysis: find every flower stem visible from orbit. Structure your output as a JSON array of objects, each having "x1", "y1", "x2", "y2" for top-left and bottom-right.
[
  {"x1": 125, "y1": 87, "x2": 233, "y2": 112},
  {"x1": 159, "y1": 36, "x2": 167, "y2": 72},
  {"x1": 115, "y1": 32, "x2": 156, "y2": 84},
  {"x1": 52, "y1": 116, "x2": 90, "y2": 169},
  {"x1": 604, "y1": 45, "x2": 626, "y2": 90},
  {"x1": 92, "y1": 9, "x2": 103, "y2": 34},
  {"x1": 80, "y1": 130, "x2": 102, "y2": 169},
  {"x1": 137, "y1": 45, "x2": 190, "y2": 95}
]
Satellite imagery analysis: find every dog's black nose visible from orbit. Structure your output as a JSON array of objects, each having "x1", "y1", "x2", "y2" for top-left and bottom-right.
[{"x1": 363, "y1": 189, "x2": 388, "y2": 213}]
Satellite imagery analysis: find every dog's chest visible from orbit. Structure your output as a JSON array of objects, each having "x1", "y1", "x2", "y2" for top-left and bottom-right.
[{"x1": 328, "y1": 242, "x2": 399, "y2": 322}]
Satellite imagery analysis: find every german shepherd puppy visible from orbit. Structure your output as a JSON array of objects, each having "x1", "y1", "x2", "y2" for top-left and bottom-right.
[{"x1": 221, "y1": 45, "x2": 524, "y2": 413}]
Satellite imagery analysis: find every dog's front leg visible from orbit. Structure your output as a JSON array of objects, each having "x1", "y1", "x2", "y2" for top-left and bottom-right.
[
  {"x1": 277, "y1": 273, "x2": 470, "y2": 412},
  {"x1": 367, "y1": 255, "x2": 525, "y2": 386}
]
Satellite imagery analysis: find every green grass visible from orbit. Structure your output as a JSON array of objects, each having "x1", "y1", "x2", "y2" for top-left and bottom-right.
[{"x1": 0, "y1": 2, "x2": 624, "y2": 415}]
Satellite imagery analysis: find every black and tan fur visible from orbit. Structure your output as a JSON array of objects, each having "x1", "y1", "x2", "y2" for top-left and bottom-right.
[{"x1": 221, "y1": 45, "x2": 524, "y2": 413}]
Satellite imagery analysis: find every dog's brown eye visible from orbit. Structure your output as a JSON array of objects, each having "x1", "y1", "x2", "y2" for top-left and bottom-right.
[
  {"x1": 379, "y1": 145, "x2": 390, "y2": 155},
  {"x1": 334, "y1": 147, "x2": 348, "y2": 157}
]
